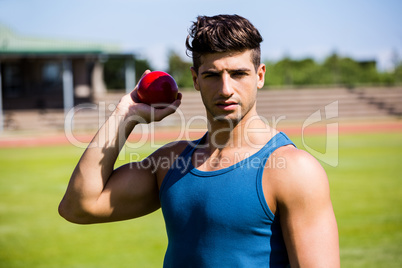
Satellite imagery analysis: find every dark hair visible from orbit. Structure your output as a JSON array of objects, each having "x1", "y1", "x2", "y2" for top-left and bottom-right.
[{"x1": 186, "y1": 14, "x2": 263, "y2": 72}]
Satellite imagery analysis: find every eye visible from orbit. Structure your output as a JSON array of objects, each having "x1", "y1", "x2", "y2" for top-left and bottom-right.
[
  {"x1": 204, "y1": 73, "x2": 219, "y2": 78},
  {"x1": 232, "y1": 71, "x2": 248, "y2": 78}
]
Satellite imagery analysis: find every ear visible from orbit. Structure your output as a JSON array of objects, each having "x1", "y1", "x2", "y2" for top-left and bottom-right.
[
  {"x1": 257, "y1": 64, "x2": 266, "y2": 89},
  {"x1": 190, "y1": 67, "x2": 200, "y2": 91}
]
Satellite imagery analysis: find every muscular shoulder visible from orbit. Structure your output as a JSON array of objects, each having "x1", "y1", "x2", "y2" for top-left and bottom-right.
[
  {"x1": 146, "y1": 140, "x2": 193, "y2": 187},
  {"x1": 151, "y1": 140, "x2": 191, "y2": 159},
  {"x1": 263, "y1": 145, "x2": 330, "y2": 213},
  {"x1": 274, "y1": 145, "x2": 327, "y2": 178}
]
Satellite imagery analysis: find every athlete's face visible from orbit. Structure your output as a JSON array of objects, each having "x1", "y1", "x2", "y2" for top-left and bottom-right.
[{"x1": 191, "y1": 50, "x2": 265, "y2": 124}]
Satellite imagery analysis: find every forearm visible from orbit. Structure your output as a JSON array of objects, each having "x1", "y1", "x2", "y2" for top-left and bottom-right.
[{"x1": 78, "y1": 109, "x2": 135, "y2": 185}]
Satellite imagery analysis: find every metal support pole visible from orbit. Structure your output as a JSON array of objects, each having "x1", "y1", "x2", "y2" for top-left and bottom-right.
[
  {"x1": 62, "y1": 59, "x2": 74, "y2": 115},
  {"x1": 0, "y1": 61, "x2": 3, "y2": 133},
  {"x1": 125, "y1": 57, "x2": 136, "y2": 94}
]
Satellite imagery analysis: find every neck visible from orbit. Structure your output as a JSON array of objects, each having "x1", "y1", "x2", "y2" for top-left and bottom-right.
[{"x1": 205, "y1": 108, "x2": 274, "y2": 153}]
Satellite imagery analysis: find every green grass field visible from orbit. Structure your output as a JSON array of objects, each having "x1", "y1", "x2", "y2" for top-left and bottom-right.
[{"x1": 0, "y1": 131, "x2": 401, "y2": 267}]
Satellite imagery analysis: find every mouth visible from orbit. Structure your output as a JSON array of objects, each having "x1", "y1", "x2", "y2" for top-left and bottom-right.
[{"x1": 215, "y1": 100, "x2": 239, "y2": 110}]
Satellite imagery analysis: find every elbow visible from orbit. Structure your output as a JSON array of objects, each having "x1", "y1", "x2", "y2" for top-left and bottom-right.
[
  {"x1": 58, "y1": 199, "x2": 80, "y2": 224},
  {"x1": 58, "y1": 199, "x2": 93, "y2": 225},
  {"x1": 58, "y1": 200, "x2": 72, "y2": 222}
]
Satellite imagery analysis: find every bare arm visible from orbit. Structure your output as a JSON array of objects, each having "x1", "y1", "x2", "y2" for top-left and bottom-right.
[
  {"x1": 269, "y1": 148, "x2": 340, "y2": 267},
  {"x1": 58, "y1": 70, "x2": 181, "y2": 224}
]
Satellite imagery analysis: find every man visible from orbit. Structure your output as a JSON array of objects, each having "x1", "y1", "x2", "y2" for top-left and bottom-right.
[{"x1": 59, "y1": 14, "x2": 339, "y2": 267}]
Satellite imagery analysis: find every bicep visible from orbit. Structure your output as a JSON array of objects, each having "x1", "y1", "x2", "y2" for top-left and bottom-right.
[
  {"x1": 277, "y1": 150, "x2": 339, "y2": 267},
  {"x1": 280, "y1": 197, "x2": 339, "y2": 267},
  {"x1": 85, "y1": 140, "x2": 188, "y2": 223},
  {"x1": 92, "y1": 159, "x2": 160, "y2": 223}
]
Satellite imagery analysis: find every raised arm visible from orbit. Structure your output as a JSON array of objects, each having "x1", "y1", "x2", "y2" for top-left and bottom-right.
[
  {"x1": 267, "y1": 147, "x2": 340, "y2": 267},
  {"x1": 58, "y1": 70, "x2": 181, "y2": 224}
]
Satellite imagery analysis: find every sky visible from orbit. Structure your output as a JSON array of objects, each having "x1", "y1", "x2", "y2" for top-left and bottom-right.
[{"x1": 0, "y1": 0, "x2": 401, "y2": 71}]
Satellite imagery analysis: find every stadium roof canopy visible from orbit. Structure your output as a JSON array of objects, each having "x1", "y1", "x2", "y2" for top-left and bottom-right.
[{"x1": 0, "y1": 24, "x2": 122, "y2": 56}]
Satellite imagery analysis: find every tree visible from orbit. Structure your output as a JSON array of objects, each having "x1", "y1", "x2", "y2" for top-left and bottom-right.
[
  {"x1": 167, "y1": 50, "x2": 194, "y2": 88},
  {"x1": 290, "y1": 58, "x2": 322, "y2": 85},
  {"x1": 265, "y1": 57, "x2": 323, "y2": 87},
  {"x1": 103, "y1": 57, "x2": 126, "y2": 90},
  {"x1": 103, "y1": 56, "x2": 153, "y2": 90},
  {"x1": 392, "y1": 50, "x2": 402, "y2": 84},
  {"x1": 134, "y1": 58, "x2": 153, "y2": 84},
  {"x1": 265, "y1": 57, "x2": 293, "y2": 86},
  {"x1": 322, "y1": 54, "x2": 381, "y2": 87},
  {"x1": 322, "y1": 53, "x2": 341, "y2": 86}
]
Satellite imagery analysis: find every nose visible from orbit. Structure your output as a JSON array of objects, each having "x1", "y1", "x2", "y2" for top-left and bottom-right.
[{"x1": 220, "y1": 73, "x2": 234, "y2": 98}]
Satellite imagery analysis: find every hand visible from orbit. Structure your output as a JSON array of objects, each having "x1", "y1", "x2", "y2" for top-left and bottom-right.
[{"x1": 115, "y1": 70, "x2": 182, "y2": 124}]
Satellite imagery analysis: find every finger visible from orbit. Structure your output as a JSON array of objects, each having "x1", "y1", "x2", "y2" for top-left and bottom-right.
[
  {"x1": 152, "y1": 101, "x2": 181, "y2": 121},
  {"x1": 134, "y1": 70, "x2": 151, "y2": 90},
  {"x1": 130, "y1": 70, "x2": 152, "y2": 102},
  {"x1": 140, "y1": 69, "x2": 151, "y2": 80}
]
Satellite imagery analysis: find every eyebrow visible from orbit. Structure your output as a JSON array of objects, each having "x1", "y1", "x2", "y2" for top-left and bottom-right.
[
  {"x1": 200, "y1": 70, "x2": 220, "y2": 76},
  {"x1": 200, "y1": 68, "x2": 252, "y2": 76}
]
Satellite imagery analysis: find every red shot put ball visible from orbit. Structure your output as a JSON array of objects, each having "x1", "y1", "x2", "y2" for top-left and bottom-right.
[{"x1": 134, "y1": 71, "x2": 179, "y2": 108}]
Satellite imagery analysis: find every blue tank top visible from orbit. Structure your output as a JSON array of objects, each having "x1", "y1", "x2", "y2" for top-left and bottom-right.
[{"x1": 159, "y1": 132, "x2": 295, "y2": 268}]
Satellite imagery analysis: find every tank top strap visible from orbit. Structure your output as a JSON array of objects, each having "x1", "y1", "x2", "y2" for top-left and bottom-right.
[
  {"x1": 159, "y1": 132, "x2": 208, "y2": 196},
  {"x1": 256, "y1": 132, "x2": 296, "y2": 220},
  {"x1": 182, "y1": 132, "x2": 208, "y2": 158},
  {"x1": 260, "y1": 131, "x2": 296, "y2": 156}
]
